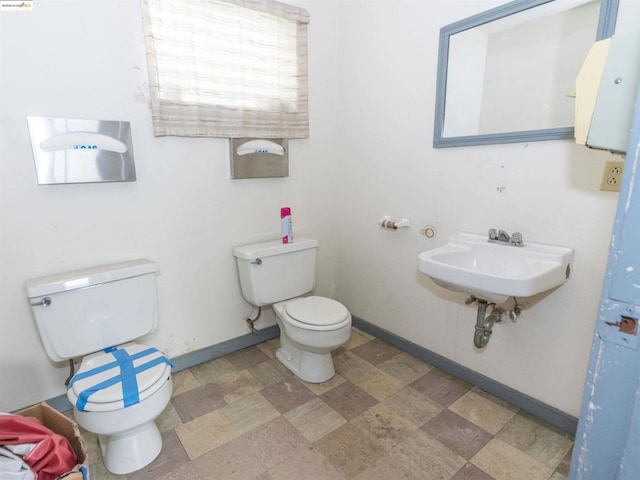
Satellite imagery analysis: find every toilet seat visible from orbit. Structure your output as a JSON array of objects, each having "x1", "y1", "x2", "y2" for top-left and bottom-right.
[
  {"x1": 67, "y1": 342, "x2": 172, "y2": 413},
  {"x1": 283, "y1": 296, "x2": 351, "y2": 331}
]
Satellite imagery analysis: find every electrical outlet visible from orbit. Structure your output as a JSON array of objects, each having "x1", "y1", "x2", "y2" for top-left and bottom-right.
[{"x1": 600, "y1": 160, "x2": 625, "y2": 192}]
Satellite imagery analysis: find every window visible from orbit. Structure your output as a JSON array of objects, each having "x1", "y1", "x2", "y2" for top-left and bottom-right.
[{"x1": 141, "y1": 0, "x2": 309, "y2": 138}]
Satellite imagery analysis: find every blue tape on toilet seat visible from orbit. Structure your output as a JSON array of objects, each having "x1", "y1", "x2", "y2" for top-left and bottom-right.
[{"x1": 68, "y1": 345, "x2": 173, "y2": 412}]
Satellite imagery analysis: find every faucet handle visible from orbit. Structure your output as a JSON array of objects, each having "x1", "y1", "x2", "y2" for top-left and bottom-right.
[
  {"x1": 488, "y1": 228, "x2": 499, "y2": 240},
  {"x1": 510, "y1": 232, "x2": 524, "y2": 246}
]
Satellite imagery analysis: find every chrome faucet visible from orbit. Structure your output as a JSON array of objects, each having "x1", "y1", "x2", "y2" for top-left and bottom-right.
[{"x1": 488, "y1": 228, "x2": 524, "y2": 247}]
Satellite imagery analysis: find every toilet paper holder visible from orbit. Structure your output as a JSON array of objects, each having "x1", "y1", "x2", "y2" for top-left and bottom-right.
[{"x1": 378, "y1": 216, "x2": 411, "y2": 230}]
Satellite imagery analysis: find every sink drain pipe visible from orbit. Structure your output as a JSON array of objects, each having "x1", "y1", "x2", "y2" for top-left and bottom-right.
[
  {"x1": 467, "y1": 296, "x2": 506, "y2": 349},
  {"x1": 474, "y1": 300, "x2": 492, "y2": 348}
]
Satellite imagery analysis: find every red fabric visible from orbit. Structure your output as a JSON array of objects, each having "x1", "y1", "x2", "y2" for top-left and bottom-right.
[{"x1": 0, "y1": 414, "x2": 77, "y2": 480}]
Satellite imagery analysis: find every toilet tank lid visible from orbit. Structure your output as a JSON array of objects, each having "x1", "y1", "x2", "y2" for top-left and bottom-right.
[
  {"x1": 233, "y1": 237, "x2": 318, "y2": 260},
  {"x1": 26, "y1": 259, "x2": 158, "y2": 298}
]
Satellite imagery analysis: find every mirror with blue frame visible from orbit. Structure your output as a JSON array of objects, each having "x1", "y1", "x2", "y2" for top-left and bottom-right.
[{"x1": 433, "y1": 0, "x2": 620, "y2": 148}]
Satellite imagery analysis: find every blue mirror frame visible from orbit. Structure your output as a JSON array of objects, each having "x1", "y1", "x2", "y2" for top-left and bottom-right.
[{"x1": 433, "y1": 0, "x2": 620, "y2": 148}]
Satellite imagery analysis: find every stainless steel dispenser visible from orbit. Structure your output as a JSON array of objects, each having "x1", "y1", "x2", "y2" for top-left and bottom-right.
[{"x1": 27, "y1": 117, "x2": 136, "y2": 185}]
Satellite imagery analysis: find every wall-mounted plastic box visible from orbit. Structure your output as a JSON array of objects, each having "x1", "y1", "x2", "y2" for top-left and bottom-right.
[{"x1": 575, "y1": 32, "x2": 640, "y2": 153}]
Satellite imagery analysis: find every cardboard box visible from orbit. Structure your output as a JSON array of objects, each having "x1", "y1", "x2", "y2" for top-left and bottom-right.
[{"x1": 15, "y1": 402, "x2": 88, "y2": 480}]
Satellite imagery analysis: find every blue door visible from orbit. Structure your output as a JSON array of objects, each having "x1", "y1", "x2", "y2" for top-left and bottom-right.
[{"x1": 571, "y1": 82, "x2": 640, "y2": 479}]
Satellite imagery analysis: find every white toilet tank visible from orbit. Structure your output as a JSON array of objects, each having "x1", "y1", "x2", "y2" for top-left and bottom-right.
[
  {"x1": 233, "y1": 238, "x2": 318, "y2": 307},
  {"x1": 26, "y1": 259, "x2": 159, "y2": 362}
]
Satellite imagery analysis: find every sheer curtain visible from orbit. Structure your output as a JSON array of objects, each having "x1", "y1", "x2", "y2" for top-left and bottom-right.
[{"x1": 141, "y1": 0, "x2": 309, "y2": 138}]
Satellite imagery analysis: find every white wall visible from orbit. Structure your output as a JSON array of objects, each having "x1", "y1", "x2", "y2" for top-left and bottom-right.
[
  {"x1": 1, "y1": 0, "x2": 637, "y2": 419},
  {"x1": 333, "y1": 0, "x2": 635, "y2": 418},
  {"x1": 0, "y1": 0, "x2": 338, "y2": 412}
]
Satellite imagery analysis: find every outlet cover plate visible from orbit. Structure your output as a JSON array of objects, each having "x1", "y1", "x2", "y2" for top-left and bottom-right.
[{"x1": 600, "y1": 160, "x2": 625, "y2": 192}]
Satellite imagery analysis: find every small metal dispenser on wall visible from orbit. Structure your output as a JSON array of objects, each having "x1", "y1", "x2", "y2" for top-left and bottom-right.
[
  {"x1": 27, "y1": 117, "x2": 136, "y2": 185},
  {"x1": 230, "y1": 138, "x2": 288, "y2": 179}
]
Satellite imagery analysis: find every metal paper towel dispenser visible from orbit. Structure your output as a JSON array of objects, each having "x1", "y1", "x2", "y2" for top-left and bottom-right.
[
  {"x1": 27, "y1": 117, "x2": 136, "y2": 184},
  {"x1": 575, "y1": 32, "x2": 640, "y2": 153}
]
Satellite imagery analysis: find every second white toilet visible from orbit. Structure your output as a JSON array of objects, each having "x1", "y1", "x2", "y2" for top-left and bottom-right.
[{"x1": 233, "y1": 238, "x2": 351, "y2": 383}]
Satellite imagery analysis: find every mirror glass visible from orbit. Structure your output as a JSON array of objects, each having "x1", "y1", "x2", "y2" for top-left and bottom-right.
[{"x1": 434, "y1": 0, "x2": 619, "y2": 147}]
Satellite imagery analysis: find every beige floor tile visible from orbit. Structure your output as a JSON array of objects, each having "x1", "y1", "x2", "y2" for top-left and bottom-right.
[
  {"x1": 449, "y1": 390, "x2": 516, "y2": 435},
  {"x1": 422, "y1": 409, "x2": 492, "y2": 460},
  {"x1": 471, "y1": 438, "x2": 554, "y2": 480},
  {"x1": 171, "y1": 369, "x2": 201, "y2": 396},
  {"x1": 343, "y1": 329, "x2": 372, "y2": 350},
  {"x1": 190, "y1": 356, "x2": 237, "y2": 384},
  {"x1": 496, "y1": 412, "x2": 573, "y2": 469},
  {"x1": 351, "y1": 403, "x2": 417, "y2": 452},
  {"x1": 450, "y1": 463, "x2": 496, "y2": 480},
  {"x1": 174, "y1": 409, "x2": 238, "y2": 459},
  {"x1": 261, "y1": 378, "x2": 316, "y2": 414},
  {"x1": 550, "y1": 473, "x2": 568, "y2": 480},
  {"x1": 320, "y1": 381, "x2": 378, "y2": 420},
  {"x1": 377, "y1": 352, "x2": 434, "y2": 385},
  {"x1": 352, "y1": 453, "x2": 424, "y2": 480},
  {"x1": 333, "y1": 351, "x2": 374, "y2": 381},
  {"x1": 156, "y1": 401, "x2": 182, "y2": 432},
  {"x1": 77, "y1": 428, "x2": 103, "y2": 467},
  {"x1": 391, "y1": 429, "x2": 467, "y2": 480},
  {"x1": 556, "y1": 447, "x2": 573, "y2": 476},
  {"x1": 384, "y1": 386, "x2": 443, "y2": 427},
  {"x1": 410, "y1": 368, "x2": 472, "y2": 407},
  {"x1": 211, "y1": 368, "x2": 263, "y2": 403},
  {"x1": 154, "y1": 463, "x2": 200, "y2": 480},
  {"x1": 314, "y1": 423, "x2": 387, "y2": 478},
  {"x1": 300, "y1": 373, "x2": 347, "y2": 395},
  {"x1": 128, "y1": 431, "x2": 190, "y2": 480},
  {"x1": 88, "y1": 462, "x2": 123, "y2": 480},
  {"x1": 249, "y1": 358, "x2": 293, "y2": 387},
  {"x1": 221, "y1": 391, "x2": 280, "y2": 435},
  {"x1": 284, "y1": 397, "x2": 347, "y2": 443},
  {"x1": 192, "y1": 436, "x2": 267, "y2": 479},
  {"x1": 256, "y1": 338, "x2": 280, "y2": 359},
  {"x1": 243, "y1": 416, "x2": 312, "y2": 470},
  {"x1": 226, "y1": 346, "x2": 270, "y2": 369},
  {"x1": 269, "y1": 445, "x2": 347, "y2": 480},
  {"x1": 471, "y1": 387, "x2": 519, "y2": 412},
  {"x1": 350, "y1": 339, "x2": 402, "y2": 366},
  {"x1": 352, "y1": 327, "x2": 375, "y2": 340},
  {"x1": 351, "y1": 367, "x2": 405, "y2": 401},
  {"x1": 171, "y1": 383, "x2": 227, "y2": 422}
]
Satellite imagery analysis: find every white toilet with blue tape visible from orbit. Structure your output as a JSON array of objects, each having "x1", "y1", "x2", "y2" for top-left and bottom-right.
[{"x1": 26, "y1": 259, "x2": 173, "y2": 475}]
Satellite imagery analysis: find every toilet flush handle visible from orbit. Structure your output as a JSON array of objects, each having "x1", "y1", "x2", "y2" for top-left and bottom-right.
[
  {"x1": 250, "y1": 258, "x2": 262, "y2": 265},
  {"x1": 30, "y1": 296, "x2": 52, "y2": 307}
]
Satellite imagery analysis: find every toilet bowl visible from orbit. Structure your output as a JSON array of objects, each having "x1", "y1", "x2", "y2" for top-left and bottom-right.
[
  {"x1": 233, "y1": 238, "x2": 352, "y2": 383},
  {"x1": 274, "y1": 296, "x2": 351, "y2": 383},
  {"x1": 74, "y1": 379, "x2": 173, "y2": 475},
  {"x1": 68, "y1": 342, "x2": 173, "y2": 474}
]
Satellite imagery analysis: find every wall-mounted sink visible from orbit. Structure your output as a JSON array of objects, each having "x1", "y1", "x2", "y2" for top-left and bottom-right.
[{"x1": 418, "y1": 232, "x2": 574, "y2": 303}]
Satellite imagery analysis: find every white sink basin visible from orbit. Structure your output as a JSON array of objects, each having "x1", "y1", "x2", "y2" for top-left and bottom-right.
[{"x1": 418, "y1": 232, "x2": 574, "y2": 303}]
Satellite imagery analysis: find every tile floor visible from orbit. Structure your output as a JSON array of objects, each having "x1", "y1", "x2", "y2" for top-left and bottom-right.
[{"x1": 83, "y1": 328, "x2": 574, "y2": 480}]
